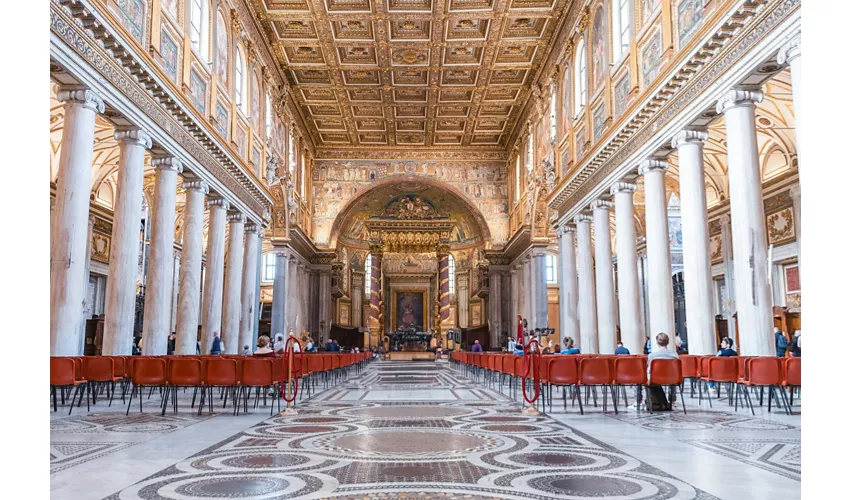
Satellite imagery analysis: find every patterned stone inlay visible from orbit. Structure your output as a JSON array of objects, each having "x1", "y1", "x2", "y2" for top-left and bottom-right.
[{"x1": 331, "y1": 430, "x2": 495, "y2": 454}]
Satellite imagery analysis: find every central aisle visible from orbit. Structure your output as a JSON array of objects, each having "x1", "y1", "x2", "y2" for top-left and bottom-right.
[{"x1": 102, "y1": 360, "x2": 719, "y2": 499}]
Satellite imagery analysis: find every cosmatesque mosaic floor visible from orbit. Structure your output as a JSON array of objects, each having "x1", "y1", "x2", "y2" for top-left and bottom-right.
[{"x1": 50, "y1": 360, "x2": 801, "y2": 500}]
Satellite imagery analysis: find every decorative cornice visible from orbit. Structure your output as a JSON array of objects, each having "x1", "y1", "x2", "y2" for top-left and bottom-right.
[
  {"x1": 716, "y1": 89, "x2": 765, "y2": 115},
  {"x1": 671, "y1": 129, "x2": 709, "y2": 150},
  {"x1": 638, "y1": 159, "x2": 669, "y2": 176},
  {"x1": 610, "y1": 182, "x2": 637, "y2": 195},
  {"x1": 114, "y1": 128, "x2": 153, "y2": 149},
  {"x1": 151, "y1": 156, "x2": 184, "y2": 174},
  {"x1": 56, "y1": 87, "x2": 104, "y2": 113},
  {"x1": 777, "y1": 31, "x2": 801, "y2": 65},
  {"x1": 314, "y1": 149, "x2": 508, "y2": 161}
]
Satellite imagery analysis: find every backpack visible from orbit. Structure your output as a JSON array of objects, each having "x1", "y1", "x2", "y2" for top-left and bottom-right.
[{"x1": 777, "y1": 332, "x2": 788, "y2": 349}]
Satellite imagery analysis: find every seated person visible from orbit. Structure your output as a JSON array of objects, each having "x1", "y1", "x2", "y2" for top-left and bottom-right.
[
  {"x1": 253, "y1": 335, "x2": 275, "y2": 357},
  {"x1": 471, "y1": 340, "x2": 483, "y2": 353},
  {"x1": 716, "y1": 337, "x2": 738, "y2": 357},
  {"x1": 241, "y1": 344, "x2": 252, "y2": 355},
  {"x1": 561, "y1": 337, "x2": 580, "y2": 354},
  {"x1": 790, "y1": 330, "x2": 801, "y2": 357},
  {"x1": 614, "y1": 341, "x2": 630, "y2": 355},
  {"x1": 646, "y1": 332, "x2": 679, "y2": 411}
]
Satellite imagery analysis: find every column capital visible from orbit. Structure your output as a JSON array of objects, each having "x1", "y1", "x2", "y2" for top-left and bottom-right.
[
  {"x1": 245, "y1": 223, "x2": 259, "y2": 234},
  {"x1": 789, "y1": 185, "x2": 801, "y2": 201},
  {"x1": 57, "y1": 88, "x2": 105, "y2": 113},
  {"x1": 671, "y1": 129, "x2": 709, "y2": 149},
  {"x1": 114, "y1": 128, "x2": 153, "y2": 149},
  {"x1": 151, "y1": 156, "x2": 184, "y2": 173},
  {"x1": 206, "y1": 198, "x2": 230, "y2": 211},
  {"x1": 227, "y1": 212, "x2": 246, "y2": 224},
  {"x1": 777, "y1": 32, "x2": 801, "y2": 66},
  {"x1": 716, "y1": 89, "x2": 764, "y2": 114},
  {"x1": 273, "y1": 246, "x2": 289, "y2": 257},
  {"x1": 573, "y1": 213, "x2": 593, "y2": 225},
  {"x1": 610, "y1": 182, "x2": 637, "y2": 195},
  {"x1": 590, "y1": 199, "x2": 613, "y2": 211},
  {"x1": 258, "y1": 227, "x2": 266, "y2": 239},
  {"x1": 638, "y1": 159, "x2": 668, "y2": 176},
  {"x1": 183, "y1": 179, "x2": 209, "y2": 194},
  {"x1": 556, "y1": 223, "x2": 577, "y2": 237},
  {"x1": 718, "y1": 214, "x2": 731, "y2": 228}
]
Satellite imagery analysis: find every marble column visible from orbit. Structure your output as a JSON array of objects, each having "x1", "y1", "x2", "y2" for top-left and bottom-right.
[
  {"x1": 141, "y1": 156, "x2": 182, "y2": 355},
  {"x1": 778, "y1": 33, "x2": 801, "y2": 165},
  {"x1": 175, "y1": 180, "x2": 208, "y2": 354},
  {"x1": 79, "y1": 214, "x2": 96, "y2": 355},
  {"x1": 637, "y1": 247, "x2": 649, "y2": 339},
  {"x1": 574, "y1": 213, "x2": 597, "y2": 352},
  {"x1": 101, "y1": 129, "x2": 152, "y2": 355},
  {"x1": 532, "y1": 250, "x2": 548, "y2": 330},
  {"x1": 369, "y1": 245, "x2": 383, "y2": 333},
  {"x1": 221, "y1": 212, "x2": 245, "y2": 354},
  {"x1": 612, "y1": 182, "x2": 644, "y2": 354},
  {"x1": 790, "y1": 185, "x2": 801, "y2": 282},
  {"x1": 270, "y1": 246, "x2": 289, "y2": 337},
  {"x1": 200, "y1": 198, "x2": 229, "y2": 353},
  {"x1": 352, "y1": 272, "x2": 363, "y2": 328},
  {"x1": 487, "y1": 271, "x2": 499, "y2": 341},
  {"x1": 170, "y1": 254, "x2": 181, "y2": 334},
  {"x1": 556, "y1": 224, "x2": 579, "y2": 342},
  {"x1": 719, "y1": 215, "x2": 736, "y2": 347},
  {"x1": 239, "y1": 224, "x2": 260, "y2": 352},
  {"x1": 286, "y1": 256, "x2": 299, "y2": 334},
  {"x1": 523, "y1": 256, "x2": 533, "y2": 324},
  {"x1": 437, "y1": 245, "x2": 451, "y2": 323},
  {"x1": 510, "y1": 266, "x2": 520, "y2": 339},
  {"x1": 639, "y1": 159, "x2": 676, "y2": 352},
  {"x1": 458, "y1": 273, "x2": 470, "y2": 328},
  {"x1": 50, "y1": 88, "x2": 104, "y2": 356},
  {"x1": 673, "y1": 130, "x2": 715, "y2": 355},
  {"x1": 717, "y1": 89, "x2": 773, "y2": 355},
  {"x1": 318, "y1": 267, "x2": 331, "y2": 335},
  {"x1": 591, "y1": 200, "x2": 616, "y2": 353}
]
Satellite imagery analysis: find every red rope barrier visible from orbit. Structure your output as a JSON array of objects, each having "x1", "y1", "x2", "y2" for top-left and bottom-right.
[
  {"x1": 521, "y1": 338, "x2": 541, "y2": 404},
  {"x1": 280, "y1": 337, "x2": 304, "y2": 403}
]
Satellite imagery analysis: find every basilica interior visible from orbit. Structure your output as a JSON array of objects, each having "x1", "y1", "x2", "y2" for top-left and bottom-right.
[{"x1": 48, "y1": 0, "x2": 803, "y2": 498}]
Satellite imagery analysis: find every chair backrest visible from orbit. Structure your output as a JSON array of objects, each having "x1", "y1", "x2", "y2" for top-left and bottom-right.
[
  {"x1": 167, "y1": 358, "x2": 203, "y2": 386},
  {"x1": 540, "y1": 355, "x2": 556, "y2": 382},
  {"x1": 241, "y1": 358, "x2": 273, "y2": 386},
  {"x1": 203, "y1": 358, "x2": 238, "y2": 386},
  {"x1": 50, "y1": 357, "x2": 76, "y2": 386},
  {"x1": 737, "y1": 356, "x2": 754, "y2": 380},
  {"x1": 132, "y1": 358, "x2": 167, "y2": 385},
  {"x1": 785, "y1": 357, "x2": 801, "y2": 386},
  {"x1": 548, "y1": 356, "x2": 579, "y2": 385},
  {"x1": 109, "y1": 356, "x2": 126, "y2": 379},
  {"x1": 699, "y1": 356, "x2": 711, "y2": 378},
  {"x1": 71, "y1": 357, "x2": 84, "y2": 381},
  {"x1": 578, "y1": 357, "x2": 612, "y2": 385},
  {"x1": 613, "y1": 356, "x2": 647, "y2": 385},
  {"x1": 708, "y1": 357, "x2": 738, "y2": 382},
  {"x1": 331, "y1": 355, "x2": 341, "y2": 370},
  {"x1": 649, "y1": 358, "x2": 683, "y2": 386},
  {"x1": 83, "y1": 356, "x2": 115, "y2": 382},
  {"x1": 322, "y1": 355, "x2": 333, "y2": 371},
  {"x1": 748, "y1": 357, "x2": 783, "y2": 386},
  {"x1": 678, "y1": 355, "x2": 699, "y2": 378}
]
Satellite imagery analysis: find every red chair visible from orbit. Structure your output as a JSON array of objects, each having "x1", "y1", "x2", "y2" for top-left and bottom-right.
[
  {"x1": 548, "y1": 356, "x2": 579, "y2": 412},
  {"x1": 239, "y1": 358, "x2": 277, "y2": 415},
  {"x1": 648, "y1": 358, "x2": 686, "y2": 414},
  {"x1": 51, "y1": 357, "x2": 89, "y2": 414},
  {"x1": 698, "y1": 357, "x2": 738, "y2": 407},
  {"x1": 201, "y1": 358, "x2": 239, "y2": 416},
  {"x1": 163, "y1": 358, "x2": 203, "y2": 415},
  {"x1": 737, "y1": 357, "x2": 791, "y2": 415},
  {"x1": 126, "y1": 357, "x2": 167, "y2": 415},
  {"x1": 578, "y1": 357, "x2": 617, "y2": 414},
  {"x1": 678, "y1": 355, "x2": 699, "y2": 396},
  {"x1": 83, "y1": 357, "x2": 122, "y2": 406},
  {"x1": 613, "y1": 356, "x2": 647, "y2": 407},
  {"x1": 783, "y1": 357, "x2": 801, "y2": 406}
]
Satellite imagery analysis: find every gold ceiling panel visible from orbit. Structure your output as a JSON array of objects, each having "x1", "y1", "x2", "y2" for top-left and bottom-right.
[{"x1": 251, "y1": 0, "x2": 570, "y2": 150}]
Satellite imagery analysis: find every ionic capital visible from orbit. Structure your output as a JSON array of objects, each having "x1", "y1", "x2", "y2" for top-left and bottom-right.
[
  {"x1": 151, "y1": 156, "x2": 184, "y2": 174},
  {"x1": 777, "y1": 32, "x2": 801, "y2": 66},
  {"x1": 719, "y1": 214, "x2": 731, "y2": 228},
  {"x1": 573, "y1": 213, "x2": 593, "y2": 225},
  {"x1": 671, "y1": 129, "x2": 709, "y2": 150},
  {"x1": 273, "y1": 246, "x2": 289, "y2": 257},
  {"x1": 257, "y1": 227, "x2": 266, "y2": 239},
  {"x1": 555, "y1": 223, "x2": 577, "y2": 237},
  {"x1": 789, "y1": 185, "x2": 801, "y2": 201},
  {"x1": 114, "y1": 128, "x2": 153, "y2": 149},
  {"x1": 57, "y1": 88, "x2": 105, "y2": 113},
  {"x1": 716, "y1": 89, "x2": 764, "y2": 115},
  {"x1": 206, "y1": 198, "x2": 231, "y2": 211},
  {"x1": 638, "y1": 159, "x2": 669, "y2": 176},
  {"x1": 610, "y1": 182, "x2": 637, "y2": 195},
  {"x1": 590, "y1": 199, "x2": 613, "y2": 211},
  {"x1": 245, "y1": 223, "x2": 259, "y2": 234},
  {"x1": 227, "y1": 212, "x2": 246, "y2": 224},
  {"x1": 183, "y1": 180, "x2": 209, "y2": 194}
]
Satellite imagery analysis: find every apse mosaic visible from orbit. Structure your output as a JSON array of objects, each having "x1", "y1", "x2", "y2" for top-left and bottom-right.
[{"x1": 312, "y1": 160, "x2": 509, "y2": 247}]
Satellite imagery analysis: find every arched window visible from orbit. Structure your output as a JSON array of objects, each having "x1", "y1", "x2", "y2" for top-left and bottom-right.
[
  {"x1": 265, "y1": 92, "x2": 272, "y2": 139},
  {"x1": 189, "y1": 0, "x2": 209, "y2": 61},
  {"x1": 262, "y1": 253, "x2": 275, "y2": 282},
  {"x1": 574, "y1": 39, "x2": 587, "y2": 112},
  {"x1": 364, "y1": 253, "x2": 372, "y2": 296},
  {"x1": 448, "y1": 254, "x2": 456, "y2": 295},
  {"x1": 545, "y1": 254, "x2": 557, "y2": 284},
  {"x1": 612, "y1": 0, "x2": 633, "y2": 62},
  {"x1": 235, "y1": 47, "x2": 246, "y2": 113}
]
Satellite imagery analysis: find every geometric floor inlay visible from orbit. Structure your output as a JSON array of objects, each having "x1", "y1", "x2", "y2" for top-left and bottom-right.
[
  {"x1": 608, "y1": 410, "x2": 799, "y2": 431},
  {"x1": 680, "y1": 438, "x2": 802, "y2": 481}
]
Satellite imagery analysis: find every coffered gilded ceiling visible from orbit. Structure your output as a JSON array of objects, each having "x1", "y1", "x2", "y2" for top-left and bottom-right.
[{"x1": 252, "y1": 0, "x2": 570, "y2": 152}]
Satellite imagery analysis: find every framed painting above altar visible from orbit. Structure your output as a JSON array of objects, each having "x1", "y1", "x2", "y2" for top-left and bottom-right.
[{"x1": 393, "y1": 290, "x2": 428, "y2": 331}]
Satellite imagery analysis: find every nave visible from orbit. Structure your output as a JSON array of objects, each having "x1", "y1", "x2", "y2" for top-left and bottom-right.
[{"x1": 50, "y1": 359, "x2": 800, "y2": 500}]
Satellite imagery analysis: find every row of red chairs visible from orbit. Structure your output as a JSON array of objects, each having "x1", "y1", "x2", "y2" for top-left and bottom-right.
[
  {"x1": 452, "y1": 352, "x2": 800, "y2": 415},
  {"x1": 50, "y1": 353, "x2": 372, "y2": 415}
]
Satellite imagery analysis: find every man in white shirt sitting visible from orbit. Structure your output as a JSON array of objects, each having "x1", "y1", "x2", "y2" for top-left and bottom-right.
[{"x1": 646, "y1": 332, "x2": 679, "y2": 411}]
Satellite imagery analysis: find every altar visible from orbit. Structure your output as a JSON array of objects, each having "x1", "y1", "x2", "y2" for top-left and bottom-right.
[{"x1": 385, "y1": 327, "x2": 435, "y2": 360}]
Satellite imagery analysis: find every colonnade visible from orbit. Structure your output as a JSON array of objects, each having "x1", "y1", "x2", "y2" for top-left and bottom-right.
[
  {"x1": 554, "y1": 35, "x2": 801, "y2": 356},
  {"x1": 49, "y1": 86, "x2": 265, "y2": 357}
]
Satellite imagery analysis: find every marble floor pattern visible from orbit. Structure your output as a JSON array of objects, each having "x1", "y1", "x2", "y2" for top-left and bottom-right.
[{"x1": 49, "y1": 360, "x2": 801, "y2": 500}]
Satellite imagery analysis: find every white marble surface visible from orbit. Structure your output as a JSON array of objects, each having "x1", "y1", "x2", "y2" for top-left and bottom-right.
[{"x1": 174, "y1": 181, "x2": 207, "y2": 354}]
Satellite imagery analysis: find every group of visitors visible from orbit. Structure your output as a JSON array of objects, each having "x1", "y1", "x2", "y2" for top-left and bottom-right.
[{"x1": 774, "y1": 327, "x2": 802, "y2": 357}]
